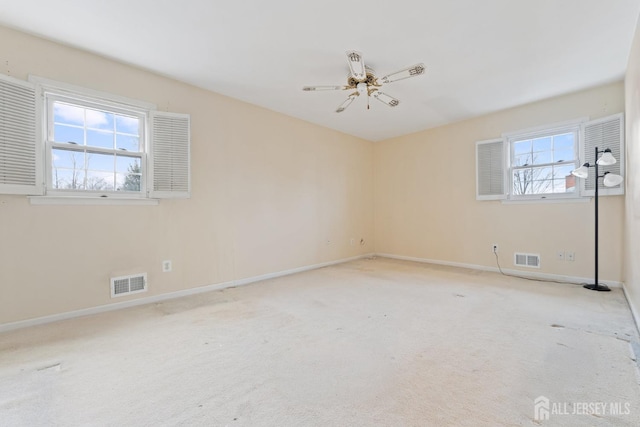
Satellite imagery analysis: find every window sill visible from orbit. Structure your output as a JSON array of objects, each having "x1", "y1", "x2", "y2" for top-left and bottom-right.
[
  {"x1": 501, "y1": 197, "x2": 589, "y2": 205},
  {"x1": 29, "y1": 196, "x2": 159, "y2": 206}
]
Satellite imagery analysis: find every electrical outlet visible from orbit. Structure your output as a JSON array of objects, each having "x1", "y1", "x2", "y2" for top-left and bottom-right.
[
  {"x1": 350, "y1": 238, "x2": 355, "y2": 246},
  {"x1": 492, "y1": 244, "x2": 499, "y2": 253},
  {"x1": 162, "y1": 260, "x2": 172, "y2": 272},
  {"x1": 557, "y1": 251, "x2": 565, "y2": 261},
  {"x1": 566, "y1": 252, "x2": 575, "y2": 262}
]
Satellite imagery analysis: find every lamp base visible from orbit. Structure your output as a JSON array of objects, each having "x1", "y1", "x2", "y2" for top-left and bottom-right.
[{"x1": 583, "y1": 284, "x2": 611, "y2": 292}]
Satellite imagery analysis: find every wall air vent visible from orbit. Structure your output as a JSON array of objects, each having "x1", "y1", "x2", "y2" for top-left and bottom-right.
[
  {"x1": 514, "y1": 253, "x2": 540, "y2": 268},
  {"x1": 110, "y1": 273, "x2": 147, "y2": 298}
]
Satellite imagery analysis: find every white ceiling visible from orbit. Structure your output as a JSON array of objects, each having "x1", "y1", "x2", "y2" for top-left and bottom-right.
[{"x1": 1, "y1": 0, "x2": 639, "y2": 141}]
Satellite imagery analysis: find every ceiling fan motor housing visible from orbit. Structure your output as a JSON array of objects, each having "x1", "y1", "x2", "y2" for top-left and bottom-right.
[{"x1": 347, "y1": 66, "x2": 377, "y2": 88}]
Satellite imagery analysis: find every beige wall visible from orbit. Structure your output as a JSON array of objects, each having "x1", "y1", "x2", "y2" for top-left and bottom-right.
[
  {"x1": 624, "y1": 17, "x2": 640, "y2": 322},
  {"x1": 374, "y1": 83, "x2": 625, "y2": 282},
  {"x1": 1, "y1": 24, "x2": 633, "y2": 327},
  {"x1": 0, "y1": 26, "x2": 374, "y2": 324}
]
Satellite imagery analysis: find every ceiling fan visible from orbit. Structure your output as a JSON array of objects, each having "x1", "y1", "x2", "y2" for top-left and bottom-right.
[{"x1": 302, "y1": 50, "x2": 426, "y2": 113}]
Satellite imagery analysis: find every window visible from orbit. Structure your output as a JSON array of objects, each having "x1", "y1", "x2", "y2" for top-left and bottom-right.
[
  {"x1": 508, "y1": 125, "x2": 579, "y2": 199},
  {"x1": 0, "y1": 74, "x2": 191, "y2": 201},
  {"x1": 47, "y1": 95, "x2": 145, "y2": 194},
  {"x1": 476, "y1": 114, "x2": 624, "y2": 201}
]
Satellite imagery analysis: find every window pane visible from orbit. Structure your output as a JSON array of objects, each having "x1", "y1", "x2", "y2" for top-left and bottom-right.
[
  {"x1": 513, "y1": 140, "x2": 531, "y2": 155},
  {"x1": 115, "y1": 155, "x2": 140, "y2": 174},
  {"x1": 116, "y1": 135, "x2": 140, "y2": 152},
  {"x1": 552, "y1": 178, "x2": 574, "y2": 193},
  {"x1": 85, "y1": 170, "x2": 114, "y2": 191},
  {"x1": 52, "y1": 148, "x2": 85, "y2": 169},
  {"x1": 554, "y1": 133, "x2": 574, "y2": 150},
  {"x1": 514, "y1": 153, "x2": 532, "y2": 167},
  {"x1": 116, "y1": 115, "x2": 139, "y2": 135},
  {"x1": 553, "y1": 164, "x2": 575, "y2": 179},
  {"x1": 553, "y1": 149, "x2": 574, "y2": 163},
  {"x1": 514, "y1": 166, "x2": 555, "y2": 195},
  {"x1": 85, "y1": 108, "x2": 113, "y2": 130},
  {"x1": 87, "y1": 153, "x2": 114, "y2": 172},
  {"x1": 54, "y1": 124, "x2": 84, "y2": 144},
  {"x1": 513, "y1": 168, "x2": 532, "y2": 195},
  {"x1": 531, "y1": 166, "x2": 553, "y2": 180},
  {"x1": 86, "y1": 129, "x2": 115, "y2": 149},
  {"x1": 115, "y1": 156, "x2": 141, "y2": 192},
  {"x1": 563, "y1": 176, "x2": 577, "y2": 192},
  {"x1": 532, "y1": 137, "x2": 552, "y2": 152},
  {"x1": 531, "y1": 179, "x2": 553, "y2": 194},
  {"x1": 116, "y1": 172, "x2": 141, "y2": 192},
  {"x1": 52, "y1": 168, "x2": 85, "y2": 190},
  {"x1": 54, "y1": 102, "x2": 84, "y2": 125},
  {"x1": 531, "y1": 151, "x2": 552, "y2": 165}
]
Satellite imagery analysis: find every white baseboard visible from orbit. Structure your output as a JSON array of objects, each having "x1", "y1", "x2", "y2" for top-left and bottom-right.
[
  {"x1": 375, "y1": 253, "x2": 623, "y2": 288},
  {"x1": 0, "y1": 253, "x2": 375, "y2": 334},
  {"x1": 622, "y1": 283, "x2": 640, "y2": 335}
]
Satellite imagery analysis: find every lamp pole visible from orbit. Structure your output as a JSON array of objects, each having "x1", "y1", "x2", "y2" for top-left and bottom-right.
[{"x1": 584, "y1": 145, "x2": 610, "y2": 292}]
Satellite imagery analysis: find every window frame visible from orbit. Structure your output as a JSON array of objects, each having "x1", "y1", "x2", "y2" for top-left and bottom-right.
[
  {"x1": 44, "y1": 93, "x2": 148, "y2": 197},
  {"x1": 503, "y1": 119, "x2": 585, "y2": 201},
  {"x1": 30, "y1": 75, "x2": 157, "y2": 200}
]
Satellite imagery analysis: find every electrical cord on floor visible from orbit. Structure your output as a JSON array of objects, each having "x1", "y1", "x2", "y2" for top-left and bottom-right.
[{"x1": 493, "y1": 251, "x2": 582, "y2": 285}]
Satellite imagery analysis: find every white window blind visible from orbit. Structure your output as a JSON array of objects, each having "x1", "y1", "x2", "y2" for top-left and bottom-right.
[
  {"x1": 150, "y1": 111, "x2": 190, "y2": 198},
  {"x1": 476, "y1": 139, "x2": 505, "y2": 200},
  {"x1": 0, "y1": 75, "x2": 42, "y2": 195},
  {"x1": 581, "y1": 113, "x2": 624, "y2": 197}
]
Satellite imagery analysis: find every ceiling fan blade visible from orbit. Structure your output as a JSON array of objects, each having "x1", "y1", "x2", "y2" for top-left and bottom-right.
[
  {"x1": 302, "y1": 85, "x2": 347, "y2": 91},
  {"x1": 372, "y1": 91, "x2": 400, "y2": 107},
  {"x1": 346, "y1": 50, "x2": 367, "y2": 81},
  {"x1": 336, "y1": 93, "x2": 359, "y2": 113},
  {"x1": 379, "y1": 63, "x2": 426, "y2": 84}
]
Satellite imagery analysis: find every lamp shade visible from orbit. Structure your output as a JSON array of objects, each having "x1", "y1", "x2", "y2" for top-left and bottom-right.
[
  {"x1": 603, "y1": 173, "x2": 623, "y2": 187},
  {"x1": 571, "y1": 164, "x2": 590, "y2": 179},
  {"x1": 597, "y1": 150, "x2": 616, "y2": 166}
]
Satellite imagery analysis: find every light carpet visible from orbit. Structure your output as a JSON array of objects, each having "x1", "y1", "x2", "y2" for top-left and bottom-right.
[{"x1": 1, "y1": 257, "x2": 639, "y2": 426}]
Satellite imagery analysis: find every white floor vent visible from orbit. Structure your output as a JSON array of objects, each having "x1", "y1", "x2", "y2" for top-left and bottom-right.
[
  {"x1": 111, "y1": 273, "x2": 147, "y2": 298},
  {"x1": 514, "y1": 253, "x2": 540, "y2": 268}
]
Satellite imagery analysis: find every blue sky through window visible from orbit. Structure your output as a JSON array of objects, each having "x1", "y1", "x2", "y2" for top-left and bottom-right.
[{"x1": 50, "y1": 101, "x2": 143, "y2": 192}]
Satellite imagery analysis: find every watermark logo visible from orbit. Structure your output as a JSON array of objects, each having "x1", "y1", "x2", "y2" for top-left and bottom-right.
[
  {"x1": 534, "y1": 395, "x2": 631, "y2": 421},
  {"x1": 534, "y1": 396, "x2": 550, "y2": 421}
]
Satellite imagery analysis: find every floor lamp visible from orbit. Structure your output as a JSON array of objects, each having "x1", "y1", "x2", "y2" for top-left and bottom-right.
[{"x1": 571, "y1": 147, "x2": 623, "y2": 292}]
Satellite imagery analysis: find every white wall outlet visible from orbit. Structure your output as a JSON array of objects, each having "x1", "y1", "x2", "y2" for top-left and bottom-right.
[
  {"x1": 162, "y1": 260, "x2": 172, "y2": 272},
  {"x1": 492, "y1": 244, "x2": 499, "y2": 253},
  {"x1": 557, "y1": 251, "x2": 565, "y2": 261},
  {"x1": 350, "y1": 238, "x2": 355, "y2": 246},
  {"x1": 566, "y1": 252, "x2": 575, "y2": 262}
]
